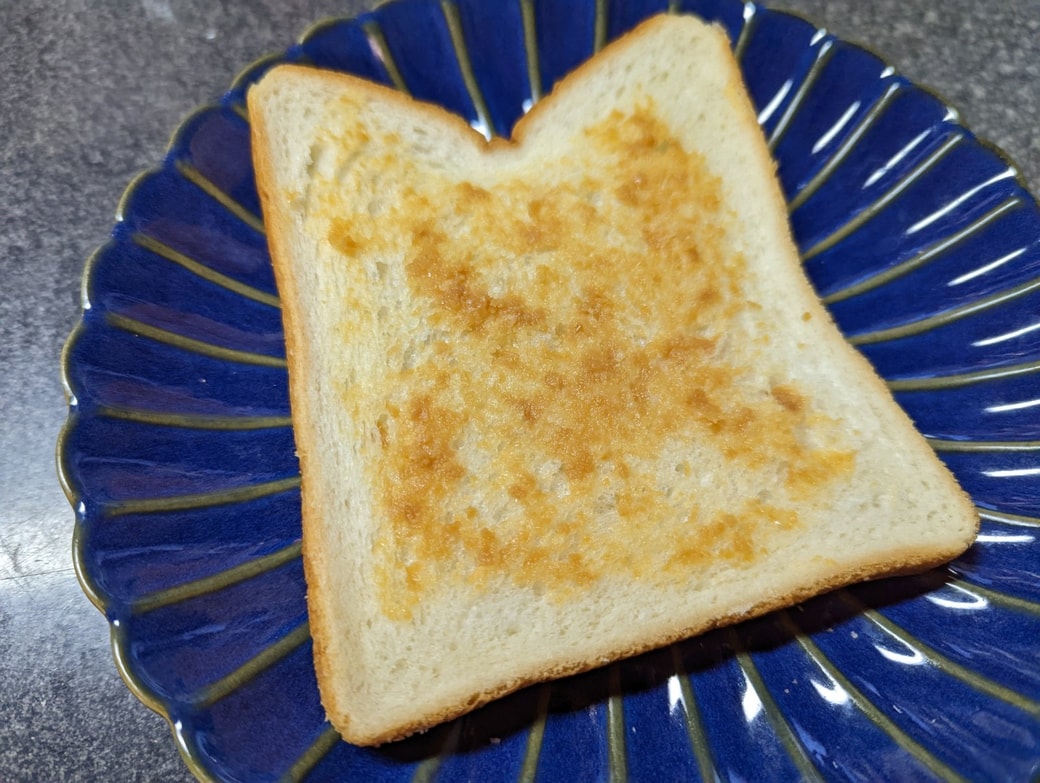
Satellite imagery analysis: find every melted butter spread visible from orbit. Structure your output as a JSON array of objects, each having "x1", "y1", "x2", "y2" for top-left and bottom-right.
[{"x1": 317, "y1": 101, "x2": 856, "y2": 620}]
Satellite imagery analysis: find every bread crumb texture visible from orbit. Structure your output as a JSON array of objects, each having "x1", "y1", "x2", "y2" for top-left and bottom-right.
[{"x1": 312, "y1": 100, "x2": 856, "y2": 620}]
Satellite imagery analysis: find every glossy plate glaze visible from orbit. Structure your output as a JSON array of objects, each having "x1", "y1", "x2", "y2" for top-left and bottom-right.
[{"x1": 59, "y1": 0, "x2": 1040, "y2": 780}]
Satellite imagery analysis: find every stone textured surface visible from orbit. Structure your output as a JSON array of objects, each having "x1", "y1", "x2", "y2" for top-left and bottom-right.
[{"x1": 0, "y1": 1, "x2": 1036, "y2": 780}]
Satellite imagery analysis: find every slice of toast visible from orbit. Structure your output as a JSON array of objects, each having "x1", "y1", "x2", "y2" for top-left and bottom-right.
[{"x1": 248, "y1": 14, "x2": 978, "y2": 746}]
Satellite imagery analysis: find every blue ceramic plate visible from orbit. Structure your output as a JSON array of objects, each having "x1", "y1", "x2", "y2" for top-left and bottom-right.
[{"x1": 60, "y1": 0, "x2": 1040, "y2": 780}]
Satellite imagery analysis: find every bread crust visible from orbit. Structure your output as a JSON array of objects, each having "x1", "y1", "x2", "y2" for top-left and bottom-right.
[
  {"x1": 335, "y1": 546, "x2": 970, "y2": 746},
  {"x1": 248, "y1": 78, "x2": 345, "y2": 737},
  {"x1": 249, "y1": 14, "x2": 978, "y2": 747}
]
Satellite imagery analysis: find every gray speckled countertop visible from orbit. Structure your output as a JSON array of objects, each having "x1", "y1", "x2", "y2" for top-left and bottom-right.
[{"x1": 0, "y1": 1, "x2": 1036, "y2": 780}]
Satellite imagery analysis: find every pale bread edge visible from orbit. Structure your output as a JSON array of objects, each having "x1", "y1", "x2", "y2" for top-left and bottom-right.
[{"x1": 249, "y1": 14, "x2": 978, "y2": 746}]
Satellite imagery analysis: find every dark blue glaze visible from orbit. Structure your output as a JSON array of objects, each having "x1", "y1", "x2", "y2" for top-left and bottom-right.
[
  {"x1": 745, "y1": 612, "x2": 945, "y2": 783},
  {"x1": 66, "y1": 321, "x2": 290, "y2": 418},
  {"x1": 895, "y1": 373, "x2": 1040, "y2": 442},
  {"x1": 181, "y1": 640, "x2": 328, "y2": 782},
  {"x1": 430, "y1": 716, "x2": 531, "y2": 780},
  {"x1": 807, "y1": 608, "x2": 1040, "y2": 781},
  {"x1": 863, "y1": 572, "x2": 1040, "y2": 697},
  {"x1": 124, "y1": 559, "x2": 308, "y2": 703},
  {"x1": 738, "y1": 9, "x2": 822, "y2": 135},
  {"x1": 684, "y1": 631, "x2": 807, "y2": 782},
  {"x1": 64, "y1": 414, "x2": 298, "y2": 509},
  {"x1": 85, "y1": 490, "x2": 302, "y2": 604},
  {"x1": 59, "y1": 0, "x2": 1040, "y2": 781},
  {"x1": 298, "y1": 18, "x2": 396, "y2": 87},
  {"x1": 772, "y1": 41, "x2": 895, "y2": 201},
  {"x1": 790, "y1": 86, "x2": 955, "y2": 251},
  {"x1": 536, "y1": 672, "x2": 611, "y2": 781},
  {"x1": 826, "y1": 199, "x2": 1040, "y2": 337},
  {"x1": 113, "y1": 170, "x2": 276, "y2": 296},
  {"x1": 939, "y1": 449, "x2": 1040, "y2": 521},
  {"x1": 856, "y1": 289, "x2": 1040, "y2": 380},
  {"x1": 302, "y1": 740, "x2": 419, "y2": 783},
  {"x1": 621, "y1": 649, "x2": 705, "y2": 782},
  {"x1": 171, "y1": 107, "x2": 262, "y2": 218},
  {"x1": 533, "y1": 0, "x2": 597, "y2": 95},
  {"x1": 455, "y1": 0, "x2": 533, "y2": 136},
  {"x1": 607, "y1": 0, "x2": 671, "y2": 41},
  {"x1": 947, "y1": 521, "x2": 1040, "y2": 600},
  {"x1": 371, "y1": 0, "x2": 480, "y2": 124},
  {"x1": 801, "y1": 133, "x2": 1019, "y2": 298},
  {"x1": 88, "y1": 241, "x2": 285, "y2": 358}
]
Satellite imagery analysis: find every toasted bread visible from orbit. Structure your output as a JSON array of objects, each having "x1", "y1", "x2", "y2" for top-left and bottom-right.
[{"x1": 248, "y1": 14, "x2": 978, "y2": 746}]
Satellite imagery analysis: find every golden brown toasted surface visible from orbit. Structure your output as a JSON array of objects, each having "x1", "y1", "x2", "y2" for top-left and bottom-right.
[
  {"x1": 307, "y1": 100, "x2": 859, "y2": 620},
  {"x1": 249, "y1": 16, "x2": 978, "y2": 747}
]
